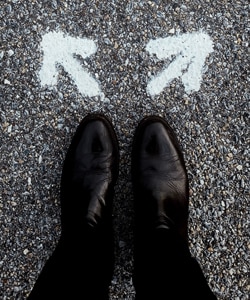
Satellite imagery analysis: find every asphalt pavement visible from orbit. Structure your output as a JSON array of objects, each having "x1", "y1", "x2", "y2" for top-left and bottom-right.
[{"x1": 0, "y1": 1, "x2": 249, "y2": 299}]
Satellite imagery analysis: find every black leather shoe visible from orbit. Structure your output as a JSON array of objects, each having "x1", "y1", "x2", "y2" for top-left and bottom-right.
[
  {"x1": 27, "y1": 114, "x2": 119, "y2": 299},
  {"x1": 131, "y1": 117, "x2": 218, "y2": 300},
  {"x1": 132, "y1": 115, "x2": 189, "y2": 242},
  {"x1": 60, "y1": 113, "x2": 119, "y2": 236}
]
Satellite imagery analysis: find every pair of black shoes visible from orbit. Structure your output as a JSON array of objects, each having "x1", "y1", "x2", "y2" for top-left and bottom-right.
[
  {"x1": 60, "y1": 113, "x2": 188, "y2": 242},
  {"x1": 58, "y1": 113, "x2": 189, "y2": 298},
  {"x1": 29, "y1": 114, "x2": 219, "y2": 300}
]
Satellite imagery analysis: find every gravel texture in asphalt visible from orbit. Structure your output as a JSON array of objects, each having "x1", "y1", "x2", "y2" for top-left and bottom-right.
[{"x1": 0, "y1": 1, "x2": 249, "y2": 299}]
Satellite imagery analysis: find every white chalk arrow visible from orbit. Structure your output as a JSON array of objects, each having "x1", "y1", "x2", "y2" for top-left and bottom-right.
[
  {"x1": 39, "y1": 31, "x2": 101, "y2": 97},
  {"x1": 146, "y1": 31, "x2": 214, "y2": 96}
]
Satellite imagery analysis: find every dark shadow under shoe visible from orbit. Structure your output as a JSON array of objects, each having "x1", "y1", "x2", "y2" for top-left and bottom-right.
[{"x1": 28, "y1": 114, "x2": 119, "y2": 300}]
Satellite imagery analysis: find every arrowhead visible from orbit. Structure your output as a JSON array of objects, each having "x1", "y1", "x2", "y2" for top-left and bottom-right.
[
  {"x1": 39, "y1": 31, "x2": 101, "y2": 97},
  {"x1": 146, "y1": 31, "x2": 214, "y2": 96}
]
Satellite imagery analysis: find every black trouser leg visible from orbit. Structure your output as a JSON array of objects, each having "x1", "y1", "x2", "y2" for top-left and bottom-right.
[
  {"x1": 28, "y1": 224, "x2": 113, "y2": 300},
  {"x1": 133, "y1": 229, "x2": 217, "y2": 300}
]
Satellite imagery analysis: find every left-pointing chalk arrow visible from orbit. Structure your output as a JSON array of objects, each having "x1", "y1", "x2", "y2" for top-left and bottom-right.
[{"x1": 39, "y1": 31, "x2": 101, "y2": 97}]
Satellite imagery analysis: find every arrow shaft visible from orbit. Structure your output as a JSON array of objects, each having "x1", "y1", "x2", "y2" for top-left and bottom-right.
[
  {"x1": 62, "y1": 56, "x2": 100, "y2": 97},
  {"x1": 147, "y1": 55, "x2": 189, "y2": 96}
]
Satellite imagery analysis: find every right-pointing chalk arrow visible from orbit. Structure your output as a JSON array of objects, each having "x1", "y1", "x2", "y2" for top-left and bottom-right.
[{"x1": 146, "y1": 31, "x2": 214, "y2": 96}]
